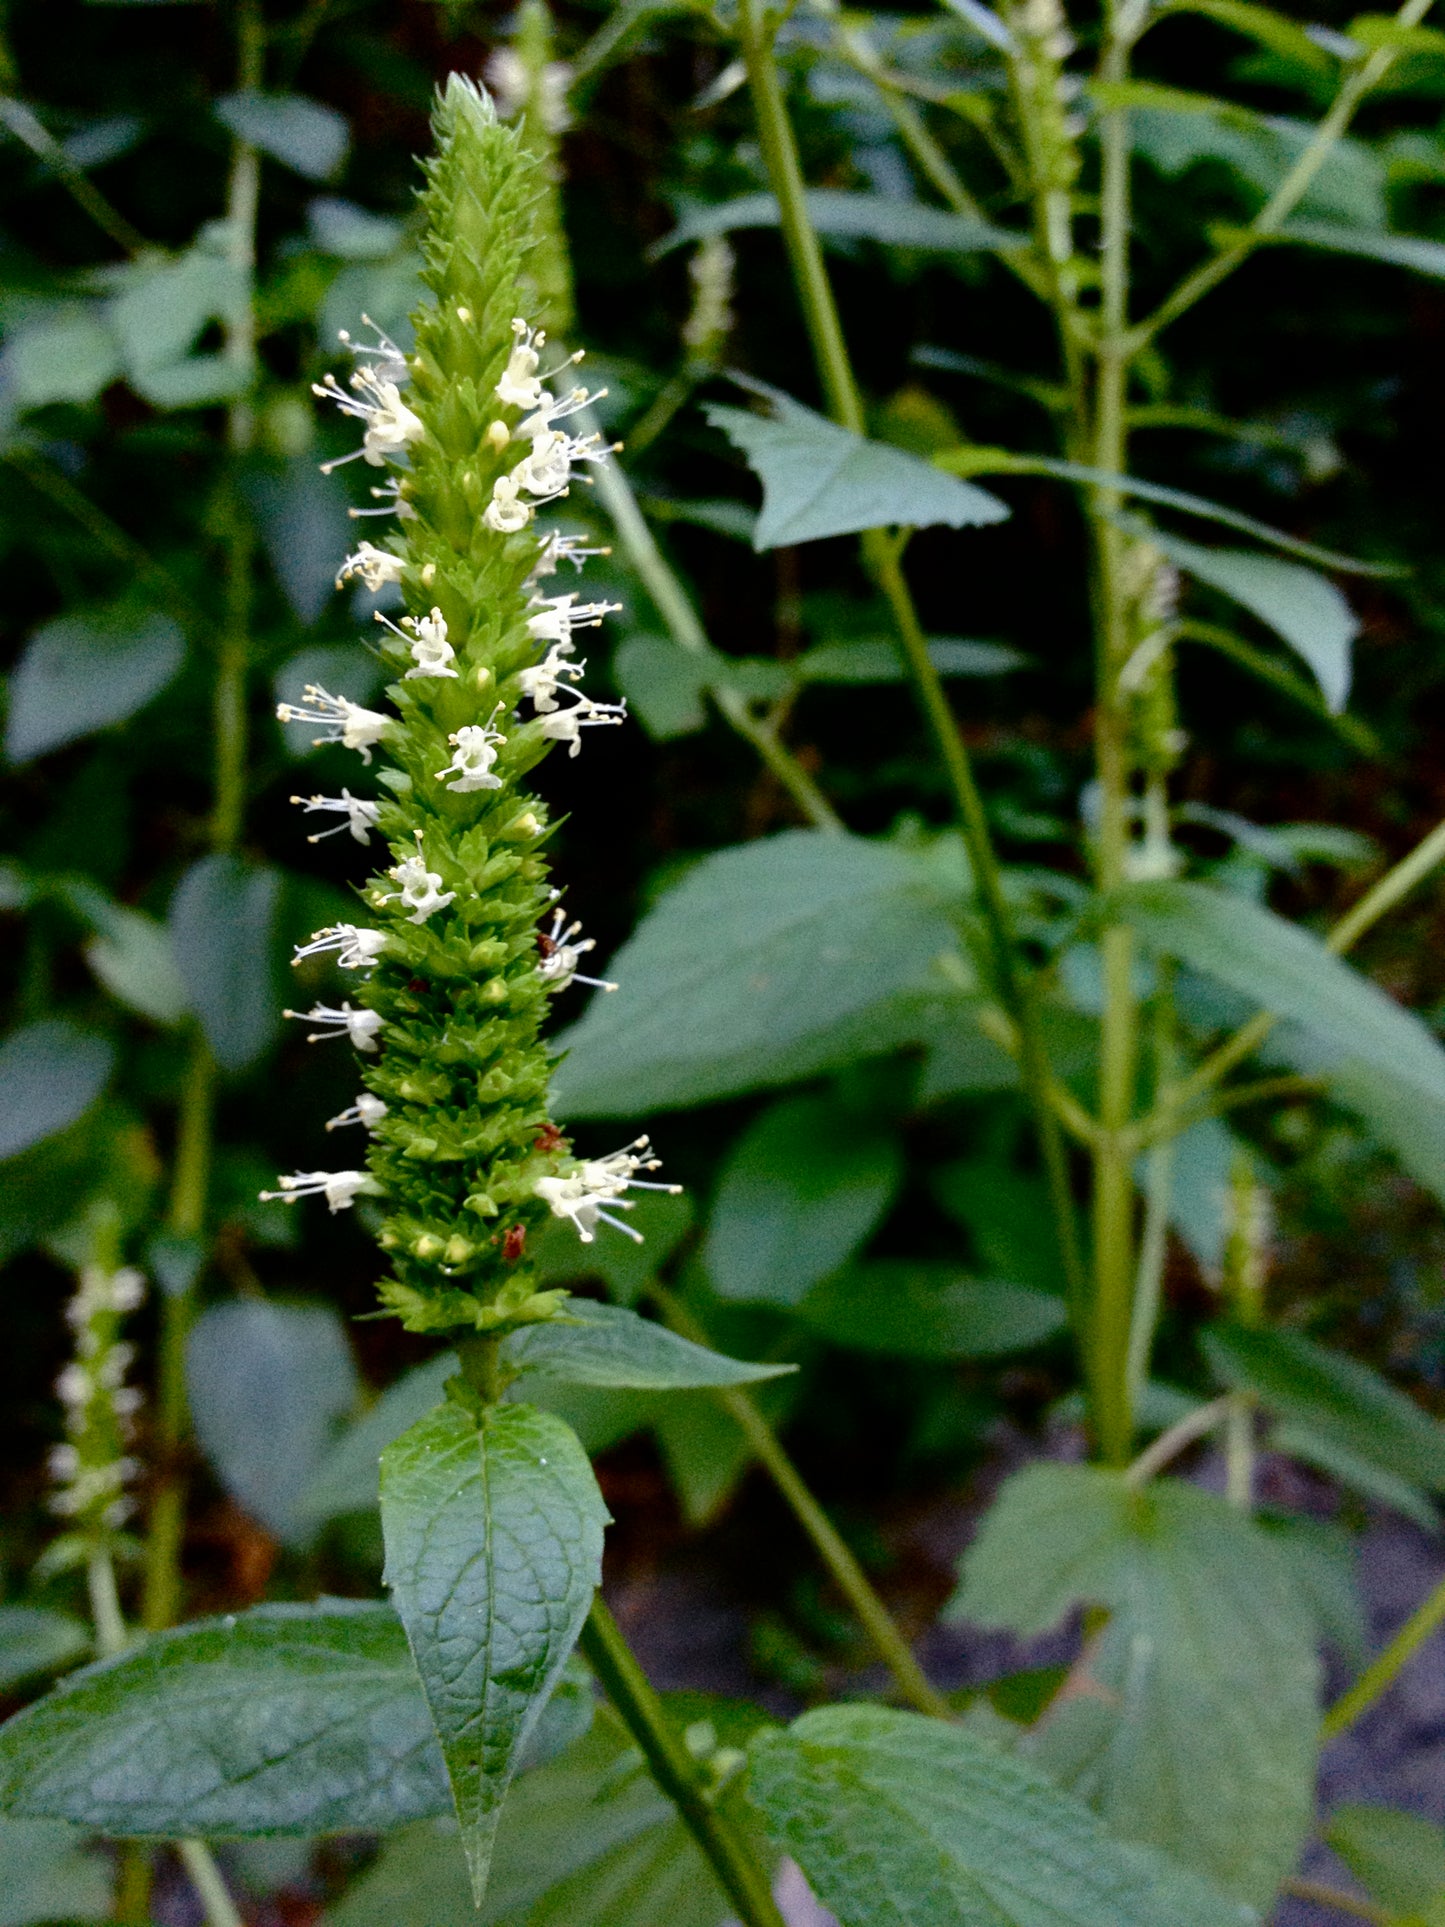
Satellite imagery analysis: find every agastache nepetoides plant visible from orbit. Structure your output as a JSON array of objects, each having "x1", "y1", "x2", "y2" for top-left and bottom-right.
[{"x1": 271, "y1": 77, "x2": 675, "y2": 1343}]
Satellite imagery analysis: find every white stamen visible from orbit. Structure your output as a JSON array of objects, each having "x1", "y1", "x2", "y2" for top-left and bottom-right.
[
  {"x1": 516, "y1": 643, "x2": 584, "y2": 714},
  {"x1": 292, "y1": 790, "x2": 380, "y2": 844},
  {"x1": 537, "y1": 908, "x2": 617, "y2": 992},
  {"x1": 285, "y1": 1001, "x2": 385, "y2": 1051},
  {"x1": 276, "y1": 686, "x2": 390, "y2": 763},
  {"x1": 530, "y1": 529, "x2": 611, "y2": 580},
  {"x1": 292, "y1": 924, "x2": 389, "y2": 970},
  {"x1": 336, "y1": 542, "x2": 405, "y2": 591},
  {"x1": 526, "y1": 591, "x2": 622, "y2": 652},
  {"x1": 259, "y1": 1170, "x2": 379, "y2": 1213},
  {"x1": 314, "y1": 327, "x2": 423, "y2": 469},
  {"x1": 326, "y1": 1092, "x2": 389, "y2": 1132},
  {"x1": 537, "y1": 689, "x2": 627, "y2": 757},
  {"x1": 376, "y1": 843, "x2": 455, "y2": 924},
  {"x1": 349, "y1": 477, "x2": 413, "y2": 520},
  {"x1": 534, "y1": 1135, "x2": 681, "y2": 1244},
  {"x1": 375, "y1": 606, "x2": 458, "y2": 680},
  {"x1": 435, "y1": 709, "x2": 507, "y2": 792}
]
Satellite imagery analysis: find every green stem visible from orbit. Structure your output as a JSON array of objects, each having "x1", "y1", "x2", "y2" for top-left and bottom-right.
[
  {"x1": 1176, "y1": 620, "x2": 1380, "y2": 755},
  {"x1": 1321, "y1": 1568, "x2": 1445, "y2": 1740},
  {"x1": 177, "y1": 1842, "x2": 245, "y2": 1927},
  {"x1": 1123, "y1": 1393, "x2": 1232, "y2": 1487},
  {"x1": 1282, "y1": 1880, "x2": 1392, "y2": 1927},
  {"x1": 1133, "y1": 0, "x2": 1439, "y2": 346},
  {"x1": 0, "y1": 97, "x2": 149, "y2": 257},
  {"x1": 579, "y1": 1597, "x2": 787, "y2": 1927},
  {"x1": 1126, "y1": 973, "x2": 1176, "y2": 1401},
  {"x1": 736, "y1": 0, "x2": 1087, "y2": 1320},
  {"x1": 86, "y1": 1548, "x2": 127, "y2": 1660}
]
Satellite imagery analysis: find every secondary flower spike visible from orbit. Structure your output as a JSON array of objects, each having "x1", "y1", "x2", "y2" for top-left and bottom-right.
[{"x1": 264, "y1": 77, "x2": 676, "y2": 1339}]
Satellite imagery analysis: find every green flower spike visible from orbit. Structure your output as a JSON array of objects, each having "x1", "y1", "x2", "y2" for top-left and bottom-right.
[{"x1": 269, "y1": 77, "x2": 678, "y2": 1341}]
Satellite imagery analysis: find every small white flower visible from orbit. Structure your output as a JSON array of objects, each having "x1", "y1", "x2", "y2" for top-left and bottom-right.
[
  {"x1": 326, "y1": 1092, "x2": 389, "y2": 1132},
  {"x1": 336, "y1": 542, "x2": 405, "y2": 591},
  {"x1": 486, "y1": 50, "x2": 573, "y2": 133},
  {"x1": 56, "y1": 1363, "x2": 90, "y2": 1409},
  {"x1": 530, "y1": 528, "x2": 611, "y2": 580},
  {"x1": 494, "y1": 318, "x2": 547, "y2": 411},
  {"x1": 292, "y1": 924, "x2": 389, "y2": 970},
  {"x1": 435, "y1": 710, "x2": 507, "y2": 792},
  {"x1": 292, "y1": 789, "x2": 380, "y2": 844},
  {"x1": 314, "y1": 321, "x2": 423, "y2": 471},
  {"x1": 276, "y1": 686, "x2": 390, "y2": 763},
  {"x1": 526, "y1": 591, "x2": 622, "y2": 652},
  {"x1": 285, "y1": 1001, "x2": 385, "y2": 1051},
  {"x1": 375, "y1": 606, "x2": 458, "y2": 679},
  {"x1": 514, "y1": 426, "x2": 610, "y2": 503},
  {"x1": 376, "y1": 845, "x2": 455, "y2": 924},
  {"x1": 259, "y1": 1169, "x2": 380, "y2": 1213},
  {"x1": 485, "y1": 473, "x2": 532, "y2": 533},
  {"x1": 534, "y1": 1136, "x2": 681, "y2": 1244},
  {"x1": 537, "y1": 907, "x2": 617, "y2": 992},
  {"x1": 516, "y1": 643, "x2": 583, "y2": 714},
  {"x1": 537, "y1": 689, "x2": 627, "y2": 757},
  {"x1": 349, "y1": 477, "x2": 414, "y2": 521}
]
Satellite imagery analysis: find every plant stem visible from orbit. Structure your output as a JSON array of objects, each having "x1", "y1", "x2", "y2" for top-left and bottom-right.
[
  {"x1": 1321, "y1": 1568, "x2": 1445, "y2": 1740},
  {"x1": 1127, "y1": 978, "x2": 1176, "y2": 1401},
  {"x1": 735, "y1": 0, "x2": 1087, "y2": 1322},
  {"x1": 177, "y1": 1842, "x2": 246, "y2": 1927},
  {"x1": 0, "y1": 97, "x2": 149, "y2": 257},
  {"x1": 1281, "y1": 1880, "x2": 1392, "y2": 1927},
  {"x1": 579, "y1": 1596, "x2": 787, "y2": 1927},
  {"x1": 1123, "y1": 1393, "x2": 1231, "y2": 1488},
  {"x1": 86, "y1": 1548, "x2": 127, "y2": 1660},
  {"x1": 651, "y1": 1285, "x2": 953, "y2": 1719}
]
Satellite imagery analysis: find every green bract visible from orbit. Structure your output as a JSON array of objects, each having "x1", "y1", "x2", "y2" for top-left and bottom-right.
[{"x1": 274, "y1": 78, "x2": 660, "y2": 1338}]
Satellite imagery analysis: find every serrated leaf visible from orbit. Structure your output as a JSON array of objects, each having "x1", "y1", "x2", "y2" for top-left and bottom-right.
[
  {"x1": 796, "y1": 636, "x2": 1025, "y2": 683},
  {"x1": 0, "y1": 1602, "x2": 450, "y2": 1835},
  {"x1": 706, "y1": 391, "x2": 1007, "y2": 548},
  {"x1": 0, "y1": 1022, "x2": 114, "y2": 1161},
  {"x1": 949, "y1": 1464, "x2": 1318, "y2": 1904},
  {"x1": 0, "y1": 1610, "x2": 89, "y2": 1691},
  {"x1": 704, "y1": 1095, "x2": 901, "y2": 1307},
  {"x1": 215, "y1": 91, "x2": 349, "y2": 181},
  {"x1": 746, "y1": 1706, "x2": 1255, "y2": 1927},
  {"x1": 1204, "y1": 1322, "x2": 1445, "y2": 1493},
  {"x1": 0, "y1": 1817, "x2": 112, "y2": 1926},
  {"x1": 502, "y1": 1300, "x2": 793, "y2": 1389},
  {"x1": 552, "y1": 831, "x2": 968, "y2": 1117},
  {"x1": 797, "y1": 1263, "x2": 1067, "y2": 1357},
  {"x1": 5, "y1": 606, "x2": 184, "y2": 763},
  {"x1": 380, "y1": 1399, "x2": 608, "y2": 1904},
  {"x1": 168, "y1": 854, "x2": 283, "y2": 1072},
  {"x1": 655, "y1": 189, "x2": 1026, "y2": 258},
  {"x1": 1325, "y1": 1804, "x2": 1445, "y2": 1915},
  {"x1": 187, "y1": 1299, "x2": 359, "y2": 1544},
  {"x1": 1152, "y1": 530, "x2": 1356, "y2": 711}
]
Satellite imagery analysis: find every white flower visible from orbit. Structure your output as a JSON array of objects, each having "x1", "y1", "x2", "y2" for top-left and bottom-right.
[
  {"x1": 336, "y1": 542, "x2": 405, "y2": 591},
  {"x1": 526, "y1": 592, "x2": 621, "y2": 652},
  {"x1": 326, "y1": 1092, "x2": 389, "y2": 1132},
  {"x1": 376, "y1": 606, "x2": 458, "y2": 679},
  {"x1": 292, "y1": 924, "x2": 389, "y2": 970},
  {"x1": 485, "y1": 50, "x2": 573, "y2": 133},
  {"x1": 513, "y1": 426, "x2": 610, "y2": 504},
  {"x1": 292, "y1": 789, "x2": 380, "y2": 844},
  {"x1": 531, "y1": 528, "x2": 610, "y2": 580},
  {"x1": 349, "y1": 477, "x2": 414, "y2": 521},
  {"x1": 537, "y1": 907, "x2": 617, "y2": 992},
  {"x1": 517, "y1": 381, "x2": 598, "y2": 440},
  {"x1": 494, "y1": 318, "x2": 547, "y2": 411},
  {"x1": 516, "y1": 644, "x2": 583, "y2": 714},
  {"x1": 276, "y1": 686, "x2": 390, "y2": 763},
  {"x1": 285, "y1": 1001, "x2": 385, "y2": 1051},
  {"x1": 485, "y1": 473, "x2": 532, "y2": 533},
  {"x1": 537, "y1": 689, "x2": 627, "y2": 757},
  {"x1": 534, "y1": 1136, "x2": 681, "y2": 1244},
  {"x1": 435, "y1": 710, "x2": 507, "y2": 792},
  {"x1": 314, "y1": 320, "x2": 423, "y2": 471},
  {"x1": 377, "y1": 845, "x2": 455, "y2": 924},
  {"x1": 259, "y1": 1169, "x2": 380, "y2": 1213}
]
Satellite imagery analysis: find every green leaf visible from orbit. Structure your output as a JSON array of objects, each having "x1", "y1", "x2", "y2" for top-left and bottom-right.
[
  {"x1": 1271, "y1": 1417, "x2": 1439, "y2": 1527},
  {"x1": 552, "y1": 831, "x2": 968, "y2": 1117},
  {"x1": 108, "y1": 248, "x2": 243, "y2": 377},
  {"x1": 0, "y1": 1610, "x2": 89, "y2": 1691},
  {"x1": 5, "y1": 606, "x2": 184, "y2": 763},
  {"x1": 931, "y1": 1159, "x2": 1061, "y2": 1291},
  {"x1": 1325, "y1": 1804, "x2": 1445, "y2": 1916},
  {"x1": 247, "y1": 459, "x2": 355, "y2": 627},
  {"x1": 81, "y1": 903, "x2": 189, "y2": 1025},
  {"x1": 1125, "y1": 98, "x2": 1385, "y2": 226},
  {"x1": 1150, "y1": 530, "x2": 1356, "y2": 711},
  {"x1": 1, "y1": 310, "x2": 121, "y2": 409},
  {"x1": 307, "y1": 196, "x2": 405, "y2": 260},
  {"x1": 796, "y1": 1262, "x2": 1066, "y2": 1357},
  {"x1": 746, "y1": 1705, "x2": 1255, "y2": 1927},
  {"x1": 187, "y1": 1299, "x2": 359, "y2": 1544},
  {"x1": 0, "y1": 1022, "x2": 114, "y2": 1161},
  {"x1": 654, "y1": 190, "x2": 1026, "y2": 259},
  {"x1": 0, "y1": 1817, "x2": 111, "y2": 1926},
  {"x1": 299, "y1": 1353, "x2": 458, "y2": 1527},
  {"x1": 0, "y1": 1602, "x2": 451, "y2": 1836},
  {"x1": 796, "y1": 636, "x2": 1026, "y2": 683},
  {"x1": 704, "y1": 1095, "x2": 901, "y2": 1307},
  {"x1": 380, "y1": 1399, "x2": 609, "y2": 1904},
  {"x1": 502, "y1": 1300, "x2": 793, "y2": 1389},
  {"x1": 612, "y1": 636, "x2": 708, "y2": 740},
  {"x1": 1273, "y1": 218, "x2": 1445, "y2": 278},
  {"x1": 169, "y1": 854, "x2": 283, "y2": 1072},
  {"x1": 1160, "y1": 0, "x2": 1333, "y2": 72},
  {"x1": 1204, "y1": 1322, "x2": 1445, "y2": 1493},
  {"x1": 706, "y1": 391, "x2": 1007, "y2": 548},
  {"x1": 214, "y1": 91, "x2": 349, "y2": 181},
  {"x1": 949, "y1": 1465, "x2": 1318, "y2": 1904}
]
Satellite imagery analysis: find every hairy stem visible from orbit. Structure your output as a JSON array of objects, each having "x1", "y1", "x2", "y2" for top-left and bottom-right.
[
  {"x1": 1321, "y1": 1568, "x2": 1445, "y2": 1740},
  {"x1": 579, "y1": 1597, "x2": 787, "y2": 1927}
]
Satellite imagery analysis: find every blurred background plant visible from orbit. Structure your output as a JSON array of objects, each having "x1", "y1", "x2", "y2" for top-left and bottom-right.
[{"x1": 4, "y1": 0, "x2": 1445, "y2": 1923}]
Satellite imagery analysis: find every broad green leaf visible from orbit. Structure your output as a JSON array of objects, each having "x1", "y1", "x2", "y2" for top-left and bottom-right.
[
  {"x1": 82, "y1": 904, "x2": 189, "y2": 1024},
  {"x1": 0, "y1": 1817, "x2": 111, "y2": 1926},
  {"x1": 1151, "y1": 530, "x2": 1356, "y2": 711},
  {"x1": 0, "y1": 1602, "x2": 450, "y2": 1835},
  {"x1": 108, "y1": 248, "x2": 243, "y2": 377},
  {"x1": 1127, "y1": 99, "x2": 1384, "y2": 226},
  {"x1": 1204, "y1": 1322, "x2": 1445, "y2": 1493},
  {"x1": 796, "y1": 1262, "x2": 1066, "y2": 1357},
  {"x1": 1260, "y1": 1515, "x2": 1365, "y2": 1662},
  {"x1": 612, "y1": 635, "x2": 708, "y2": 740},
  {"x1": 299, "y1": 1353, "x2": 457, "y2": 1527},
  {"x1": 214, "y1": 91, "x2": 349, "y2": 180},
  {"x1": 1160, "y1": 0, "x2": 1333, "y2": 72},
  {"x1": 169, "y1": 854, "x2": 283, "y2": 1072},
  {"x1": 503, "y1": 1300, "x2": 793, "y2": 1389},
  {"x1": 706, "y1": 391, "x2": 1007, "y2": 548},
  {"x1": 551, "y1": 831, "x2": 969, "y2": 1116},
  {"x1": 746, "y1": 1706, "x2": 1255, "y2": 1927},
  {"x1": 950, "y1": 1464, "x2": 1318, "y2": 1904},
  {"x1": 0, "y1": 1022, "x2": 114, "y2": 1161},
  {"x1": 187, "y1": 1299, "x2": 359, "y2": 1544},
  {"x1": 1273, "y1": 218, "x2": 1445, "y2": 278},
  {"x1": 704, "y1": 1095, "x2": 901, "y2": 1307},
  {"x1": 1325, "y1": 1804, "x2": 1445, "y2": 1916},
  {"x1": 1271, "y1": 1418, "x2": 1439, "y2": 1528},
  {"x1": 307, "y1": 196, "x2": 405, "y2": 260},
  {"x1": 654, "y1": 1393, "x2": 755, "y2": 1526},
  {"x1": 1349, "y1": 11, "x2": 1445, "y2": 53},
  {"x1": 246, "y1": 458, "x2": 355, "y2": 626},
  {"x1": 0, "y1": 1609, "x2": 89, "y2": 1691},
  {"x1": 5, "y1": 606, "x2": 184, "y2": 762},
  {"x1": 796, "y1": 636, "x2": 1026, "y2": 683},
  {"x1": 931, "y1": 1159, "x2": 1060, "y2": 1291},
  {"x1": 655, "y1": 190, "x2": 1026, "y2": 259},
  {"x1": 2, "y1": 310, "x2": 121, "y2": 409},
  {"x1": 380, "y1": 1399, "x2": 608, "y2": 1903},
  {"x1": 1164, "y1": 1115, "x2": 1238, "y2": 1274}
]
